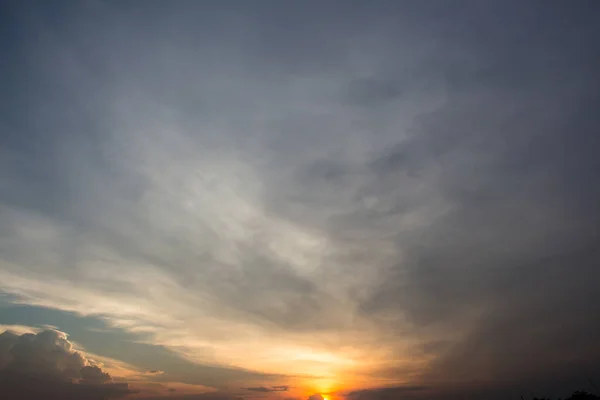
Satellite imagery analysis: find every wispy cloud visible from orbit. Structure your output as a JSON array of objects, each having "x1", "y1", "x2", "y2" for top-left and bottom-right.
[{"x1": 1, "y1": 1, "x2": 600, "y2": 398}]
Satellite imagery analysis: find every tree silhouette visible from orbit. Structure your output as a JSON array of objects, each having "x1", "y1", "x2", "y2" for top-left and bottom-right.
[
  {"x1": 565, "y1": 391, "x2": 600, "y2": 400},
  {"x1": 528, "y1": 390, "x2": 600, "y2": 400}
]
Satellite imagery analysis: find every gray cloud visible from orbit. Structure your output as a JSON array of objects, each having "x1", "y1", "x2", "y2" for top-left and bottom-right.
[
  {"x1": 348, "y1": 385, "x2": 430, "y2": 400},
  {"x1": 81, "y1": 365, "x2": 111, "y2": 384},
  {"x1": 342, "y1": 79, "x2": 404, "y2": 108},
  {"x1": 0, "y1": 329, "x2": 88, "y2": 379},
  {"x1": 144, "y1": 394, "x2": 243, "y2": 400},
  {"x1": 256, "y1": 1, "x2": 600, "y2": 396},
  {"x1": 246, "y1": 385, "x2": 289, "y2": 392},
  {"x1": 1, "y1": 1, "x2": 600, "y2": 398},
  {"x1": 0, "y1": 329, "x2": 134, "y2": 399},
  {"x1": 348, "y1": 3, "x2": 600, "y2": 396}
]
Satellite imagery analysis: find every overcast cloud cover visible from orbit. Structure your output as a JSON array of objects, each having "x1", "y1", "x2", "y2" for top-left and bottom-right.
[{"x1": 1, "y1": 1, "x2": 600, "y2": 399}]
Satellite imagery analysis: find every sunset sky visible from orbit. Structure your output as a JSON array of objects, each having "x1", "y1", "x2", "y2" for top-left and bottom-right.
[{"x1": 1, "y1": 1, "x2": 599, "y2": 400}]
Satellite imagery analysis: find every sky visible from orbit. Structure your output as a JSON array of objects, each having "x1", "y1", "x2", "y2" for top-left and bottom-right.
[{"x1": 1, "y1": 1, "x2": 600, "y2": 399}]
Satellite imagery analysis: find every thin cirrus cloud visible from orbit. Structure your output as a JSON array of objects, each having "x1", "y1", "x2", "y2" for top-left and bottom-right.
[{"x1": 1, "y1": 1, "x2": 600, "y2": 399}]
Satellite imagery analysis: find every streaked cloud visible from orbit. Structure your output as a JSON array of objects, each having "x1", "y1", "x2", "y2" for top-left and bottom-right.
[{"x1": 1, "y1": 1, "x2": 599, "y2": 399}]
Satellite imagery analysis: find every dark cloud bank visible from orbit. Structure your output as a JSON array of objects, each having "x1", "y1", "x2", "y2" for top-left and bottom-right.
[
  {"x1": 358, "y1": 3, "x2": 600, "y2": 398},
  {"x1": 0, "y1": 330, "x2": 134, "y2": 400},
  {"x1": 277, "y1": 1, "x2": 600, "y2": 399}
]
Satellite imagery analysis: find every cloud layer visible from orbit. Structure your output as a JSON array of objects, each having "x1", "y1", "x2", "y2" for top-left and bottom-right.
[{"x1": 1, "y1": 1, "x2": 600, "y2": 398}]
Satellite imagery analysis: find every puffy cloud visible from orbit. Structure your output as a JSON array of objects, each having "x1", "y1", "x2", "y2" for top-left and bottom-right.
[
  {"x1": 0, "y1": 329, "x2": 86, "y2": 379},
  {"x1": 0, "y1": 329, "x2": 134, "y2": 399},
  {"x1": 81, "y1": 365, "x2": 111, "y2": 384}
]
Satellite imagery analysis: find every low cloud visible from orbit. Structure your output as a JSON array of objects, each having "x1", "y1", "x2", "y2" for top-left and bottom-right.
[
  {"x1": 247, "y1": 384, "x2": 289, "y2": 392},
  {"x1": 145, "y1": 369, "x2": 165, "y2": 376},
  {"x1": 347, "y1": 386, "x2": 430, "y2": 400},
  {"x1": 138, "y1": 392, "x2": 243, "y2": 400},
  {"x1": 147, "y1": 369, "x2": 163, "y2": 374},
  {"x1": 0, "y1": 329, "x2": 135, "y2": 399}
]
